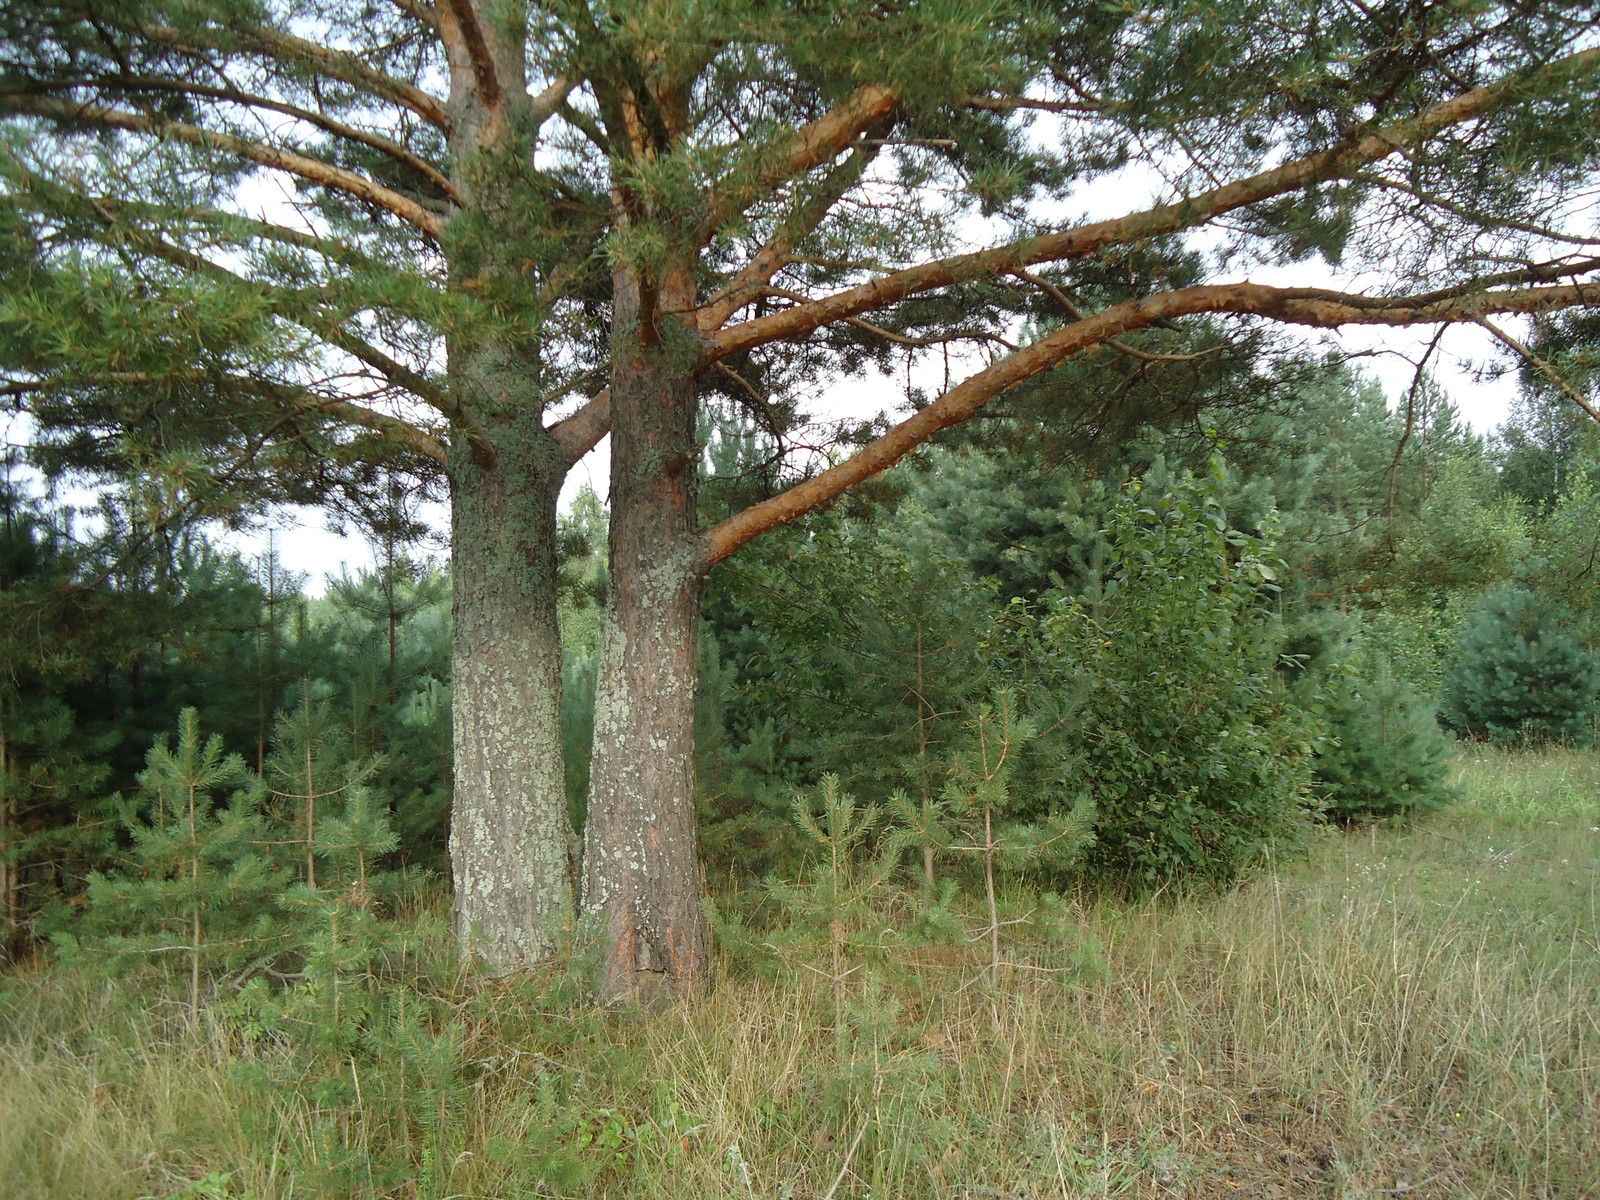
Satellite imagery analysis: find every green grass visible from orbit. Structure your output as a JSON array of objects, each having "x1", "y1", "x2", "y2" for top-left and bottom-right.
[{"x1": 3, "y1": 747, "x2": 1598, "y2": 1198}]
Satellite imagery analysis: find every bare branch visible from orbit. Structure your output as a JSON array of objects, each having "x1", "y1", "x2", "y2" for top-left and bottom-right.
[
  {"x1": 1475, "y1": 317, "x2": 1600, "y2": 424},
  {"x1": 699, "y1": 84, "x2": 898, "y2": 244},
  {"x1": 963, "y1": 94, "x2": 1102, "y2": 115},
  {"x1": 700, "y1": 277, "x2": 1600, "y2": 568},
  {"x1": 143, "y1": 20, "x2": 451, "y2": 131},
  {"x1": 1, "y1": 95, "x2": 446, "y2": 239},
  {"x1": 323, "y1": 327, "x2": 455, "y2": 418},
  {"x1": 709, "y1": 45, "x2": 1600, "y2": 363},
  {"x1": 1355, "y1": 171, "x2": 1600, "y2": 249},
  {"x1": 1386, "y1": 328, "x2": 1446, "y2": 554},
  {"x1": 837, "y1": 316, "x2": 1018, "y2": 352}
]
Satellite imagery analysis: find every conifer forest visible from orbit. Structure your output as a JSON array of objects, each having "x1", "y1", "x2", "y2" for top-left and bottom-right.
[{"x1": 3, "y1": 1, "x2": 1600, "y2": 1196}]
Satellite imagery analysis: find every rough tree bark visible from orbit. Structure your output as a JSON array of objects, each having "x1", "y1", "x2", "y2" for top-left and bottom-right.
[
  {"x1": 448, "y1": 396, "x2": 575, "y2": 965},
  {"x1": 581, "y1": 265, "x2": 710, "y2": 1000}
]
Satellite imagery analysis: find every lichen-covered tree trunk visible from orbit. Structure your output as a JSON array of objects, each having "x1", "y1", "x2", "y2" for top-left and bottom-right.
[
  {"x1": 582, "y1": 267, "x2": 710, "y2": 1001},
  {"x1": 448, "y1": 406, "x2": 575, "y2": 967}
]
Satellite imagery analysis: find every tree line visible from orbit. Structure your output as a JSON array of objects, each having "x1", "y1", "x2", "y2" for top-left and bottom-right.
[{"x1": 6, "y1": 355, "x2": 1600, "y2": 978}]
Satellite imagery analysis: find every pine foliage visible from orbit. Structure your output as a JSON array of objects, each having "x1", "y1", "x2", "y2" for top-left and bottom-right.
[
  {"x1": 1443, "y1": 587, "x2": 1600, "y2": 746},
  {"x1": 1313, "y1": 663, "x2": 1458, "y2": 822},
  {"x1": 66, "y1": 709, "x2": 283, "y2": 1019}
]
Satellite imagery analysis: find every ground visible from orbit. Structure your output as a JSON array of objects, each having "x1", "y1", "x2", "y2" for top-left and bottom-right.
[{"x1": 2, "y1": 746, "x2": 1596, "y2": 1198}]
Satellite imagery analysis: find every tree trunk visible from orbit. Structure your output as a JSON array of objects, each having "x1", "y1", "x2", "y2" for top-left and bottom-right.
[
  {"x1": 582, "y1": 268, "x2": 710, "y2": 1001},
  {"x1": 448, "y1": 408, "x2": 575, "y2": 968},
  {"x1": 0, "y1": 717, "x2": 16, "y2": 966}
]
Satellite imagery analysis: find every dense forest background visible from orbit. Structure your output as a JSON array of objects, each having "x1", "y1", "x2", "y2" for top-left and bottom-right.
[{"x1": 6, "y1": 341, "x2": 1599, "y2": 966}]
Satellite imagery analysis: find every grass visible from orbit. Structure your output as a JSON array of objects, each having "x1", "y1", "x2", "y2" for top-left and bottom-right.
[{"x1": 3, "y1": 746, "x2": 1598, "y2": 1198}]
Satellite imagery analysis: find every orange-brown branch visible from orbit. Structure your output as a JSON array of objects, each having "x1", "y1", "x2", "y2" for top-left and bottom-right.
[
  {"x1": 699, "y1": 136, "x2": 884, "y2": 330},
  {"x1": 707, "y1": 45, "x2": 1600, "y2": 364},
  {"x1": 699, "y1": 84, "x2": 898, "y2": 245},
  {"x1": 2, "y1": 95, "x2": 446, "y2": 239},
  {"x1": 698, "y1": 278, "x2": 1600, "y2": 569}
]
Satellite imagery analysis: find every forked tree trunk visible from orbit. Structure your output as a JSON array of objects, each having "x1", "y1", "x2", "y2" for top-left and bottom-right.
[
  {"x1": 582, "y1": 269, "x2": 710, "y2": 1001},
  {"x1": 448, "y1": 408, "x2": 576, "y2": 967}
]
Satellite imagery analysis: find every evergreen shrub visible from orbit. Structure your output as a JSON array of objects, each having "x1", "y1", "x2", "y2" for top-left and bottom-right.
[
  {"x1": 1313, "y1": 663, "x2": 1457, "y2": 822},
  {"x1": 1442, "y1": 587, "x2": 1600, "y2": 745}
]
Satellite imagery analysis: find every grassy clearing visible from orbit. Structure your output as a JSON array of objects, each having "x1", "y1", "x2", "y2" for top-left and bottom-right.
[{"x1": 3, "y1": 747, "x2": 1598, "y2": 1199}]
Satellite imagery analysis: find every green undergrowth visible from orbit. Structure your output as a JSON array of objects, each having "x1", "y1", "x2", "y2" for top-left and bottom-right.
[{"x1": 3, "y1": 748, "x2": 1598, "y2": 1199}]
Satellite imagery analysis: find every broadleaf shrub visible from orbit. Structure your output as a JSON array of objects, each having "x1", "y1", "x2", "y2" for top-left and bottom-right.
[{"x1": 1011, "y1": 461, "x2": 1317, "y2": 887}]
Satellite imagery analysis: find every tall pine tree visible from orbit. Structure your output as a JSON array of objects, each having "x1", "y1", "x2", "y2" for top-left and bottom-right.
[{"x1": 3, "y1": 0, "x2": 1598, "y2": 997}]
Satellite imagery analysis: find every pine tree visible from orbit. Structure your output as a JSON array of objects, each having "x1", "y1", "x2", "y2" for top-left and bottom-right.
[
  {"x1": 763, "y1": 775, "x2": 906, "y2": 1050},
  {"x1": 940, "y1": 692, "x2": 1093, "y2": 984},
  {"x1": 5, "y1": 0, "x2": 1598, "y2": 998},
  {"x1": 265, "y1": 685, "x2": 382, "y2": 890},
  {"x1": 1443, "y1": 587, "x2": 1600, "y2": 745},
  {"x1": 73, "y1": 709, "x2": 284, "y2": 1020},
  {"x1": 1313, "y1": 662, "x2": 1458, "y2": 821}
]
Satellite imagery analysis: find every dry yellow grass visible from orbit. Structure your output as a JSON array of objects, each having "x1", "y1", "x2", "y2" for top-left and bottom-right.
[{"x1": 2, "y1": 746, "x2": 1597, "y2": 1198}]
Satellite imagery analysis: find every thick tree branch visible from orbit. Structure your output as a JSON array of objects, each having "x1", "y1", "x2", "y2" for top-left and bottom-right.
[
  {"x1": 1011, "y1": 269, "x2": 1218, "y2": 363},
  {"x1": 699, "y1": 277, "x2": 1600, "y2": 568},
  {"x1": 322, "y1": 328, "x2": 453, "y2": 416},
  {"x1": 1, "y1": 95, "x2": 446, "y2": 239},
  {"x1": 438, "y1": 0, "x2": 504, "y2": 110},
  {"x1": 529, "y1": 73, "x2": 579, "y2": 132},
  {"x1": 142, "y1": 20, "x2": 451, "y2": 131},
  {"x1": 315, "y1": 395, "x2": 448, "y2": 464},
  {"x1": 548, "y1": 389, "x2": 612, "y2": 464},
  {"x1": 699, "y1": 84, "x2": 899, "y2": 244},
  {"x1": 699, "y1": 137, "x2": 884, "y2": 330},
  {"x1": 709, "y1": 45, "x2": 1600, "y2": 363}
]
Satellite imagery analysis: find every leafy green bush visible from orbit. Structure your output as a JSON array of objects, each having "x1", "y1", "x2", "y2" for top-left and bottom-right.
[
  {"x1": 1313, "y1": 663, "x2": 1457, "y2": 822},
  {"x1": 1013, "y1": 461, "x2": 1317, "y2": 887},
  {"x1": 1442, "y1": 587, "x2": 1600, "y2": 745}
]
